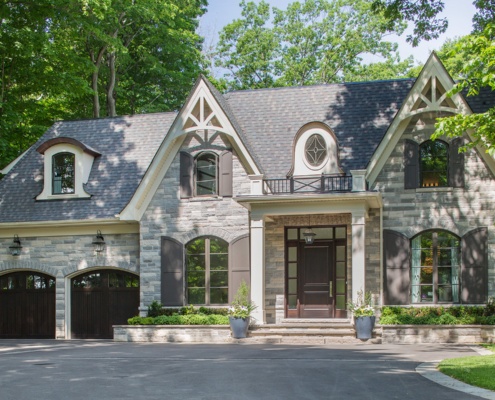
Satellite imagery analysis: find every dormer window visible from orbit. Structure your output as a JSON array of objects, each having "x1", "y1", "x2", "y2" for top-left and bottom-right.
[
  {"x1": 36, "y1": 137, "x2": 100, "y2": 200},
  {"x1": 53, "y1": 152, "x2": 75, "y2": 194},
  {"x1": 305, "y1": 134, "x2": 327, "y2": 167},
  {"x1": 290, "y1": 122, "x2": 342, "y2": 176}
]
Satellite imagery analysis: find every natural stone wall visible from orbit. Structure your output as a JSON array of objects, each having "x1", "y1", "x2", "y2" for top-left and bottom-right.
[
  {"x1": 373, "y1": 112, "x2": 495, "y2": 298},
  {"x1": 114, "y1": 325, "x2": 232, "y2": 343},
  {"x1": 381, "y1": 325, "x2": 495, "y2": 344},
  {"x1": 139, "y1": 133, "x2": 251, "y2": 309},
  {"x1": 0, "y1": 233, "x2": 140, "y2": 339}
]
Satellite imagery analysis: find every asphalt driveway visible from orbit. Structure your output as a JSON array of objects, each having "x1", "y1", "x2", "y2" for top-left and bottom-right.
[{"x1": 0, "y1": 340, "x2": 489, "y2": 400}]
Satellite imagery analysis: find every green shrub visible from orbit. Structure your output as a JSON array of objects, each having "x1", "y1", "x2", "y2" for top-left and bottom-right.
[
  {"x1": 147, "y1": 300, "x2": 163, "y2": 317},
  {"x1": 379, "y1": 304, "x2": 495, "y2": 325},
  {"x1": 127, "y1": 314, "x2": 229, "y2": 325}
]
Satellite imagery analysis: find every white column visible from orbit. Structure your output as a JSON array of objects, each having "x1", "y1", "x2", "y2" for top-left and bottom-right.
[
  {"x1": 351, "y1": 210, "x2": 367, "y2": 303},
  {"x1": 250, "y1": 213, "x2": 265, "y2": 324}
]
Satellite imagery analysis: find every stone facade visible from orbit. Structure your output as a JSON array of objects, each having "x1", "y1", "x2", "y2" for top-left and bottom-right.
[
  {"x1": 139, "y1": 133, "x2": 251, "y2": 311},
  {"x1": 0, "y1": 232, "x2": 140, "y2": 338},
  {"x1": 373, "y1": 112, "x2": 495, "y2": 298}
]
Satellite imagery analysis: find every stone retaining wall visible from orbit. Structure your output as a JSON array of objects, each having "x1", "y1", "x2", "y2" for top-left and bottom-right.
[
  {"x1": 114, "y1": 325, "x2": 232, "y2": 343},
  {"x1": 381, "y1": 325, "x2": 495, "y2": 344}
]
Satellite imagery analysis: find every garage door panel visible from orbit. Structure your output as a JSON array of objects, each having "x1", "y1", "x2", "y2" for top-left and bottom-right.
[{"x1": 71, "y1": 270, "x2": 139, "y2": 339}]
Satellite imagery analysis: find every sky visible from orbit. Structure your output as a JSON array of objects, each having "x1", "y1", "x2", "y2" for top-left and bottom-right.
[{"x1": 199, "y1": 0, "x2": 476, "y2": 76}]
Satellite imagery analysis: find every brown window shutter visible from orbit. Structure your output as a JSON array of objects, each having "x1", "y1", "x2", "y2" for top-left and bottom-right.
[
  {"x1": 404, "y1": 140, "x2": 419, "y2": 189},
  {"x1": 219, "y1": 150, "x2": 233, "y2": 197},
  {"x1": 180, "y1": 151, "x2": 194, "y2": 199},
  {"x1": 383, "y1": 229, "x2": 411, "y2": 305},
  {"x1": 229, "y1": 234, "x2": 250, "y2": 303},
  {"x1": 449, "y1": 138, "x2": 465, "y2": 188},
  {"x1": 161, "y1": 236, "x2": 184, "y2": 306},
  {"x1": 461, "y1": 227, "x2": 488, "y2": 304}
]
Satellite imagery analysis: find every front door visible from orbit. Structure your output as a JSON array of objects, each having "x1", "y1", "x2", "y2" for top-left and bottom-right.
[
  {"x1": 286, "y1": 226, "x2": 347, "y2": 319},
  {"x1": 300, "y1": 243, "x2": 333, "y2": 318}
]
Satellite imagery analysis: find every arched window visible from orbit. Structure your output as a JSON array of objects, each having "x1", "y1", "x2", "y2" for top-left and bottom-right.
[
  {"x1": 419, "y1": 140, "x2": 448, "y2": 187},
  {"x1": 52, "y1": 152, "x2": 75, "y2": 194},
  {"x1": 411, "y1": 230, "x2": 460, "y2": 303},
  {"x1": 195, "y1": 152, "x2": 217, "y2": 196},
  {"x1": 186, "y1": 236, "x2": 228, "y2": 305}
]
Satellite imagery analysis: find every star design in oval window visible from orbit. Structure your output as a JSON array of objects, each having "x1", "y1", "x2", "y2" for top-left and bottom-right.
[{"x1": 305, "y1": 134, "x2": 327, "y2": 167}]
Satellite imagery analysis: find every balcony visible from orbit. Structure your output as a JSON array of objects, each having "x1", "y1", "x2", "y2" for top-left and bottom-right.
[{"x1": 263, "y1": 174, "x2": 353, "y2": 195}]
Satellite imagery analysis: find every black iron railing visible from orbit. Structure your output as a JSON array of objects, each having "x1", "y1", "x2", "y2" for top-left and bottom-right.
[{"x1": 264, "y1": 175, "x2": 352, "y2": 194}]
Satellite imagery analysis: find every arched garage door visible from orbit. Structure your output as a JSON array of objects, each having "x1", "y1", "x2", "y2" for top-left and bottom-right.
[
  {"x1": 71, "y1": 269, "x2": 139, "y2": 339},
  {"x1": 0, "y1": 271, "x2": 56, "y2": 338}
]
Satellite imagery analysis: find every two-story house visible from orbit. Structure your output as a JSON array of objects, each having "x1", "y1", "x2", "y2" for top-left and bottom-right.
[{"x1": 1, "y1": 54, "x2": 494, "y2": 339}]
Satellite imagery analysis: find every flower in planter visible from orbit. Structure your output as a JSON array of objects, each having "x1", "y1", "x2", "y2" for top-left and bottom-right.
[
  {"x1": 228, "y1": 281, "x2": 256, "y2": 319},
  {"x1": 348, "y1": 289, "x2": 375, "y2": 317}
]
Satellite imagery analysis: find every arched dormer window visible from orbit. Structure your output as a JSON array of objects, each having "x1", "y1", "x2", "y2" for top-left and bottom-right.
[
  {"x1": 36, "y1": 137, "x2": 100, "y2": 200},
  {"x1": 289, "y1": 122, "x2": 342, "y2": 176},
  {"x1": 196, "y1": 152, "x2": 218, "y2": 196},
  {"x1": 420, "y1": 140, "x2": 448, "y2": 188},
  {"x1": 52, "y1": 152, "x2": 75, "y2": 194}
]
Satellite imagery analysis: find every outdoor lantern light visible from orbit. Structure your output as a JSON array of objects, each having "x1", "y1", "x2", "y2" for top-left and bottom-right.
[
  {"x1": 303, "y1": 216, "x2": 316, "y2": 245},
  {"x1": 9, "y1": 234, "x2": 22, "y2": 256},
  {"x1": 92, "y1": 230, "x2": 106, "y2": 253}
]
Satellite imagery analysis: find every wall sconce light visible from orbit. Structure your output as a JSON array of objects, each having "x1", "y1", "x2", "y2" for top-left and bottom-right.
[
  {"x1": 92, "y1": 230, "x2": 106, "y2": 253},
  {"x1": 303, "y1": 216, "x2": 316, "y2": 245},
  {"x1": 9, "y1": 234, "x2": 22, "y2": 256}
]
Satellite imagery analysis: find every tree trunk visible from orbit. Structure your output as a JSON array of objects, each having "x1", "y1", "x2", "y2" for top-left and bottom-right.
[{"x1": 107, "y1": 51, "x2": 117, "y2": 117}]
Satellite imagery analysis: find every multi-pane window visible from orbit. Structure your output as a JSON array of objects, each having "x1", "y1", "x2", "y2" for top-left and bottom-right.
[
  {"x1": 420, "y1": 140, "x2": 448, "y2": 187},
  {"x1": 195, "y1": 152, "x2": 217, "y2": 196},
  {"x1": 52, "y1": 152, "x2": 75, "y2": 194},
  {"x1": 411, "y1": 231, "x2": 460, "y2": 303},
  {"x1": 186, "y1": 236, "x2": 228, "y2": 305}
]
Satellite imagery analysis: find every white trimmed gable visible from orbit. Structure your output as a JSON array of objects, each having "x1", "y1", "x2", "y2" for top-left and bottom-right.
[
  {"x1": 119, "y1": 77, "x2": 261, "y2": 221},
  {"x1": 367, "y1": 52, "x2": 483, "y2": 185}
]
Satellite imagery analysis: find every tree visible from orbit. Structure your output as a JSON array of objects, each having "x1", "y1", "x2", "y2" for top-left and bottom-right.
[
  {"x1": 0, "y1": 0, "x2": 206, "y2": 169},
  {"x1": 215, "y1": 0, "x2": 407, "y2": 90},
  {"x1": 369, "y1": 1, "x2": 495, "y2": 154},
  {"x1": 343, "y1": 55, "x2": 415, "y2": 82},
  {"x1": 215, "y1": 0, "x2": 280, "y2": 90}
]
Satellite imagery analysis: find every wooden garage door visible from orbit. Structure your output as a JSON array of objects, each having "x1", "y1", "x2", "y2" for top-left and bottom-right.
[
  {"x1": 0, "y1": 271, "x2": 56, "y2": 338},
  {"x1": 71, "y1": 270, "x2": 139, "y2": 339}
]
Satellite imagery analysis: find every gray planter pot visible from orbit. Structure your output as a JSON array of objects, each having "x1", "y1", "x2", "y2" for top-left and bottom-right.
[
  {"x1": 229, "y1": 316, "x2": 250, "y2": 338},
  {"x1": 354, "y1": 316, "x2": 376, "y2": 340}
]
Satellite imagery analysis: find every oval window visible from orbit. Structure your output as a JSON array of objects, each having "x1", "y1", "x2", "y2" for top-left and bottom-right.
[{"x1": 304, "y1": 134, "x2": 327, "y2": 167}]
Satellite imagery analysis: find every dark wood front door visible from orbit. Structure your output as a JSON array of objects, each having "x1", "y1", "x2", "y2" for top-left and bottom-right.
[
  {"x1": 300, "y1": 243, "x2": 333, "y2": 318},
  {"x1": 0, "y1": 271, "x2": 56, "y2": 338},
  {"x1": 71, "y1": 270, "x2": 139, "y2": 339}
]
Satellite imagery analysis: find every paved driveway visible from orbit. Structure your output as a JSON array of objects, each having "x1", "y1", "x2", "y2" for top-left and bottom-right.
[{"x1": 0, "y1": 340, "x2": 488, "y2": 400}]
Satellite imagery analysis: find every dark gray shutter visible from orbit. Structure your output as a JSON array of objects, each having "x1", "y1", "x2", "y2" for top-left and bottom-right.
[
  {"x1": 219, "y1": 150, "x2": 233, "y2": 197},
  {"x1": 180, "y1": 151, "x2": 194, "y2": 199},
  {"x1": 461, "y1": 227, "x2": 488, "y2": 304},
  {"x1": 383, "y1": 230, "x2": 411, "y2": 305},
  {"x1": 229, "y1": 234, "x2": 250, "y2": 303},
  {"x1": 449, "y1": 138, "x2": 465, "y2": 188},
  {"x1": 404, "y1": 139, "x2": 419, "y2": 189},
  {"x1": 161, "y1": 237, "x2": 184, "y2": 306}
]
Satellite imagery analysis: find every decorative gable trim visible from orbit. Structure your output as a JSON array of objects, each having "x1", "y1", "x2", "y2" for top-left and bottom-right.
[
  {"x1": 366, "y1": 52, "x2": 495, "y2": 186},
  {"x1": 118, "y1": 76, "x2": 261, "y2": 221}
]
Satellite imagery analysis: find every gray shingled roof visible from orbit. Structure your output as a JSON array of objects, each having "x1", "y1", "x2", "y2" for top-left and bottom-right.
[
  {"x1": 0, "y1": 113, "x2": 175, "y2": 223},
  {"x1": 1, "y1": 78, "x2": 494, "y2": 224},
  {"x1": 224, "y1": 79, "x2": 416, "y2": 178}
]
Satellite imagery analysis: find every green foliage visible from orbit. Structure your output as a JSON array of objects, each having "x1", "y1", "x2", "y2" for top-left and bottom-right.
[
  {"x1": 347, "y1": 289, "x2": 375, "y2": 317},
  {"x1": 380, "y1": 304, "x2": 495, "y2": 325},
  {"x1": 127, "y1": 314, "x2": 229, "y2": 325},
  {"x1": 147, "y1": 300, "x2": 163, "y2": 318},
  {"x1": 215, "y1": 0, "x2": 407, "y2": 90},
  {"x1": 228, "y1": 280, "x2": 256, "y2": 318}
]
